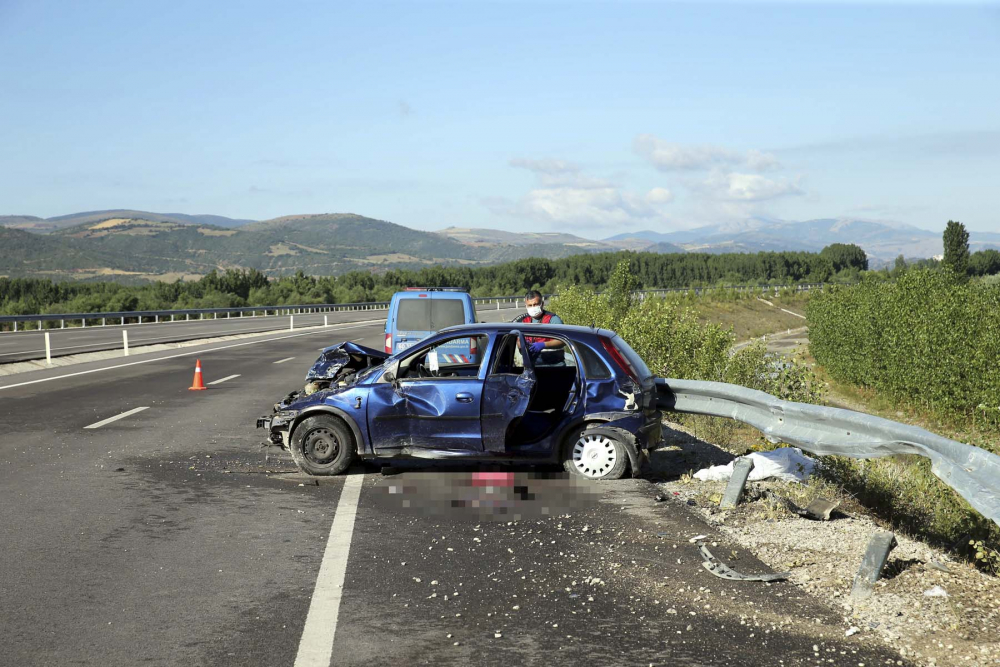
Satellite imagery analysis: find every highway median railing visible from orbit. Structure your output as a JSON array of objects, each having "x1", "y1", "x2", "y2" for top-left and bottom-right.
[{"x1": 0, "y1": 283, "x2": 827, "y2": 333}]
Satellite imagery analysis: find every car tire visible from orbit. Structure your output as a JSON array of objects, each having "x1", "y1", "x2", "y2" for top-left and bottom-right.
[
  {"x1": 561, "y1": 424, "x2": 629, "y2": 480},
  {"x1": 289, "y1": 415, "x2": 355, "y2": 476}
]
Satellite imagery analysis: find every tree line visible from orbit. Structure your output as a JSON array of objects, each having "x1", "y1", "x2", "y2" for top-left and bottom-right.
[{"x1": 5, "y1": 236, "x2": 1000, "y2": 318}]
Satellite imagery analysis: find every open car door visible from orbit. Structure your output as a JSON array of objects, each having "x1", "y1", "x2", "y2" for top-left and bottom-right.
[{"x1": 481, "y1": 331, "x2": 536, "y2": 453}]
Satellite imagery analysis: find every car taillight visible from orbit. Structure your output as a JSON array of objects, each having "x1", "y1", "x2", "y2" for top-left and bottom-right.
[
  {"x1": 385, "y1": 333, "x2": 392, "y2": 354},
  {"x1": 600, "y1": 336, "x2": 640, "y2": 384}
]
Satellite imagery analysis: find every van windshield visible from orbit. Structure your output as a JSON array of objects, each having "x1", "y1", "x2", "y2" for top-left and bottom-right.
[{"x1": 397, "y1": 298, "x2": 466, "y2": 331}]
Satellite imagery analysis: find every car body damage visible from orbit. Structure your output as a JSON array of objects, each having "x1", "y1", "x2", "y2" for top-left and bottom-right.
[
  {"x1": 256, "y1": 324, "x2": 664, "y2": 480},
  {"x1": 303, "y1": 341, "x2": 388, "y2": 394},
  {"x1": 656, "y1": 378, "x2": 1000, "y2": 529}
]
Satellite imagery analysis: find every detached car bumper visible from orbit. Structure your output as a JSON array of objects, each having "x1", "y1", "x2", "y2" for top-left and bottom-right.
[{"x1": 256, "y1": 412, "x2": 295, "y2": 447}]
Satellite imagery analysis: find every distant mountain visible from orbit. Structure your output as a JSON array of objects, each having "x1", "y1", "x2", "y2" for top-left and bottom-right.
[
  {"x1": 437, "y1": 227, "x2": 608, "y2": 248},
  {"x1": 2, "y1": 212, "x2": 622, "y2": 281},
  {"x1": 5, "y1": 209, "x2": 998, "y2": 282},
  {"x1": 2, "y1": 209, "x2": 256, "y2": 232},
  {"x1": 607, "y1": 218, "x2": 999, "y2": 261},
  {"x1": 0, "y1": 226, "x2": 122, "y2": 277}
]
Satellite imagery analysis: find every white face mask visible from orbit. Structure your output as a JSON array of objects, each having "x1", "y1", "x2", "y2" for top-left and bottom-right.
[{"x1": 526, "y1": 304, "x2": 543, "y2": 318}]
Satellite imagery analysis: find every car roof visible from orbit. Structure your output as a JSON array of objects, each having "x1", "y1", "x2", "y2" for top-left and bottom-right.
[
  {"x1": 440, "y1": 322, "x2": 616, "y2": 338},
  {"x1": 392, "y1": 290, "x2": 471, "y2": 299}
]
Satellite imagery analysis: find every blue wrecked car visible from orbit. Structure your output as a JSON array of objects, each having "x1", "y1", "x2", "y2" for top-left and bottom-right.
[{"x1": 256, "y1": 323, "x2": 663, "y2": 480}]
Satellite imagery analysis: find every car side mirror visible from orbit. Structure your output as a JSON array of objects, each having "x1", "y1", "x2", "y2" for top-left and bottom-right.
[{"x1": 382, "y1": 360, "x2": 401, "y2": 391}]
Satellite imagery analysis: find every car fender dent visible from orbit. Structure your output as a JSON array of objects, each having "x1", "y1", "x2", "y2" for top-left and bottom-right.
[{"x1": 292, "y1": 405, "x2": 368, "y2": 455}]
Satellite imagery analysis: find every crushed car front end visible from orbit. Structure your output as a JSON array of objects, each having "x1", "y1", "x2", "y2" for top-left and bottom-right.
[{"x1": 256, "y1": 341, "x2": 388, "y2": 449}]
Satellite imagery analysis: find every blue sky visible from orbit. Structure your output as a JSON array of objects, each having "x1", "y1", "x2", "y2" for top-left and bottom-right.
[{"x1": 1, "y1": 0, "x2": 997, "y2": 237}]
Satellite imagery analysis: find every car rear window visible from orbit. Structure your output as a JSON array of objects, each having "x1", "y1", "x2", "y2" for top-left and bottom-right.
[
  {"x1": 396, "y1": 298, "x2": 467, "y2": 331},
  {"x1": 612, "y1": 336, "x2": 653, "y2": 379},
  {"x1": 577, "y1": 343, "x2": 612, "y2": 379}
]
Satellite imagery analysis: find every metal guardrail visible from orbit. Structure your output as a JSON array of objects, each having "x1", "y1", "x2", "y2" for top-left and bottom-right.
[
  {"x1": 0, "y1": 283, "x2": 827, "y2": 332},
  {"x1": 656, "y1": 378, "x2": 1000, "y2": 529}
]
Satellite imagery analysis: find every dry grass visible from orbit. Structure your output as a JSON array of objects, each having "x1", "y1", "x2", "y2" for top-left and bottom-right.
[{"x1": 689, "y1": 294, "x2": 809, "y2": 340}]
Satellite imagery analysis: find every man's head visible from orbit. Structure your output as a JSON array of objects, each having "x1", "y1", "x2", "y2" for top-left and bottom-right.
[{"x1": 525, "y1": 290, "x2": 544, "y2": 318}]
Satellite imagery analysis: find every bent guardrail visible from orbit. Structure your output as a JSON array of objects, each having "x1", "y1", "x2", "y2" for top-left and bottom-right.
[{"x1": 656, "y1": 378, "x2": 1000, "y2": 529}]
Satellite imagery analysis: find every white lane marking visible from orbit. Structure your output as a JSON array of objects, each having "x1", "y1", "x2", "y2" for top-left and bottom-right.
[
  {"x1": 84, "y1": 406, "x2": 149, "y2": 429},
  {"x1": 294, "y1": 473, "x2": 364, "y2": 667},
  {"x1": 207, "y1": 374, "x2": 240, "y2": 385},
  {"x1": 274, "y1": 357, "x2": 296, "y2": 364},
  {"x1": 0, "y1": 323, "x2": 380, "y2": 392}
]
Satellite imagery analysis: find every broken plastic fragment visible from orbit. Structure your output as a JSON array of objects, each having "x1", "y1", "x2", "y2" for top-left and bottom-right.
[{"x1": 698, "y1": 545, "x2": 789, "y2": 582}]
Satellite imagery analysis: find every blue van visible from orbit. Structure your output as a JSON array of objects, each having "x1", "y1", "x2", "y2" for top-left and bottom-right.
[{"x1": 384, "y1": 288, "x2": 478, "y2": 361}]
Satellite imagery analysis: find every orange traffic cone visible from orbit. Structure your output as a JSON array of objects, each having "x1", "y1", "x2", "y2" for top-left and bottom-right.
[{"x1": 188, "y1": 359, "x2": 208, "y2": 390}]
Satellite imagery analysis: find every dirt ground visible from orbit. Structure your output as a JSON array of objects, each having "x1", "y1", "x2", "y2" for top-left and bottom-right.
[{"x1": 646, "y1": 422, "x2": 1000, "y2": 667}]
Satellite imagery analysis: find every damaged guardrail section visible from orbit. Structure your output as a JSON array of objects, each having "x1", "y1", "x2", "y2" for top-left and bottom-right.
[{"x1": 655, "y1": 378, "x2": 1000, "y2": 529}]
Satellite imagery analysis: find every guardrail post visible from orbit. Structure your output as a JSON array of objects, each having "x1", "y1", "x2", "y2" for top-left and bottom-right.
[
  {"x1": 289, "y1": 315, "x2": 294, "y2": 331},
  {"x1": 102, "y1": 318, "x2": 106, "y2": 326},
  {"x1": 61, "y1": 319, "x2": 65, "y2": 329},
  {"x1": 81, "y1": 318, "x2": 86, "y2": 328},
  {"x1": 121, "y1": 317, "x2": 125, "y2": 325},
  {"x1": 324, "y1": 315, "x2": 328, "y2": 327},
  {"x1": 123, "y1": 330, "x2": 129, "y2": 356},
  {"x1": 45, "y1": 332, "x2": 52, "y2": 366},
  {"x1": 154, "y1": 315, "x2": 158, "y2": 323},
  {"x1": 186, "y1": 314, "x2": 190, "y2": 321},
  {"x1": 38, "y1": 320, "x2": 42, "y2": 330},
  {"x1": 13, "y1": 321, "x2": 17, "y2": 332}
]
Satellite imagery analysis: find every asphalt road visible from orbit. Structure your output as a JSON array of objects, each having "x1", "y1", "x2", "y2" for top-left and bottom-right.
[
  {"x1": 0, "y1": 314, "x2": 909, "y2": 666},
  {"x1": 0, "y1": 303, "x2": 522, "y2": 364}
]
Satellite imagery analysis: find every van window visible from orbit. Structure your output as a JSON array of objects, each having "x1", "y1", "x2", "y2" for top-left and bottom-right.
[{"x1": 396, "y1": 298, "x2": 466, "y2": 331}]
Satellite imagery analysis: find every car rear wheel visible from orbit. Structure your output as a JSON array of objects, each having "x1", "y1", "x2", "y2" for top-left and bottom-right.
[
  {"x1": 562, "y1": 425, "x2": 629, "y2": 480},
  {"x1": 289, "y1": 415, "x2": 355, "y2": 476}
]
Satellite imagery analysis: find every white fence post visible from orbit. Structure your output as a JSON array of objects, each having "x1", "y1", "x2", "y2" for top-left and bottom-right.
[
  {"x1": 290, "y1": 315, "x2": 294, "y2": 331},
  {"x1": 123, "y1": 330, "x2": 129, "y2": 356},
  {"x1": 45, "y1": 332, "x2": 52, "y2": 366},
  {"x1": 324, "y1": 315, "x2": 329, "y2": 327}
]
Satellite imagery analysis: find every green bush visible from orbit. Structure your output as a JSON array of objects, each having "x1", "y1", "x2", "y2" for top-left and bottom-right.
[
  {"x1": 550, "y1": 261, "x2": 820, "y2": 403},
  {"x1": 808, "y1": 270, "x2": 1000, "y2": 433}
]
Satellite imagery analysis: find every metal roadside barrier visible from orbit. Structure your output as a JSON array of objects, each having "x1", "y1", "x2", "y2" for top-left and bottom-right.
[
  {"x1": 656, "y1": 378, "x2": 1000, "y2": 529},
  {"x1": 0, "y1": 283, "x2": 828, "y2": 332}
]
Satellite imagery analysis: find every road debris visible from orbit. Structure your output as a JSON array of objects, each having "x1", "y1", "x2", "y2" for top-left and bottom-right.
[
  {"x1": 694, "y1": 448, "x2": 817, "y2": 484},
  {"x1": 851, "y1": 531, "x2": 898, "y2": 601},
  {"x1": 719, "y1": 457, "x2": 754, "y2": 509},
  {"x1": 922, "y1": 585, "x2": 949, "y2": 598},
  {"x1": 698, "y1": 545, "x2": 790, "y2": 582}
]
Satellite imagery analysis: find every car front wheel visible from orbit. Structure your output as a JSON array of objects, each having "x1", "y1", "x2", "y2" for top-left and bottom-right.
[
  {"x1": 562, "y1": 425, "x2": 629, "y2": 480},
  {"x1": 289, "y1": 415, "x2": 355, "y2": 476}
]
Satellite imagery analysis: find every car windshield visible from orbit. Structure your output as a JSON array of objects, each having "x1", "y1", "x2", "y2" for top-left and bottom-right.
[{"x1": 396, "y1": 298, "x2": 466, "y2": 331}]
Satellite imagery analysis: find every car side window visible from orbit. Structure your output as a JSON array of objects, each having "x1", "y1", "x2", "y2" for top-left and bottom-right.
[
  {"x1": 490, "y1": 334, "x2": 524, "y2": 375},
  {"x1": 397, "y1": 334, "x2": 488, "y2": 380},
  {"x1": 576, "y1": 343, "x2": 612, "y2": 379}
]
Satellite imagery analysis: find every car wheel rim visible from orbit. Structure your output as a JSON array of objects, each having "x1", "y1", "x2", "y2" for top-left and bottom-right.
[
  {"x1": 304, "y1": 427, "x2": 341, "y2": 465},
  {"x1": 571, "y1": 434, "x2": 617, "y2": 478}
]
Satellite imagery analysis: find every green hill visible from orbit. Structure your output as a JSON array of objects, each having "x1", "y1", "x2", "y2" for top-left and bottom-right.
[{"x1": 1, "y1": 212, "x2": 607, "y2": 281}]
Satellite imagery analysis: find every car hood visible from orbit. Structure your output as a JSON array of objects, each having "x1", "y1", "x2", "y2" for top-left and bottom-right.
[{"x1": 305, "y1": 341, "x2": 389, "y2": 382}]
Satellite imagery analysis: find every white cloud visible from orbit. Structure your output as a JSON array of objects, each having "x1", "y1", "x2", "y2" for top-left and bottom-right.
[
  {"x1": 697, "y1": 171, "x2": 803, "y2": 202},
  {"x1": 646, "y1": 187, "x2": 674, "y2": 204},
  {"x1": 509, "y1": 158, "x2": 580, "y2": 174},
  {"x1": 633, "y1": 134, "x2": 779, "y2": 172},
  {"x1": 489, "y1": 157, "x2": 674, "y2": 230}
]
